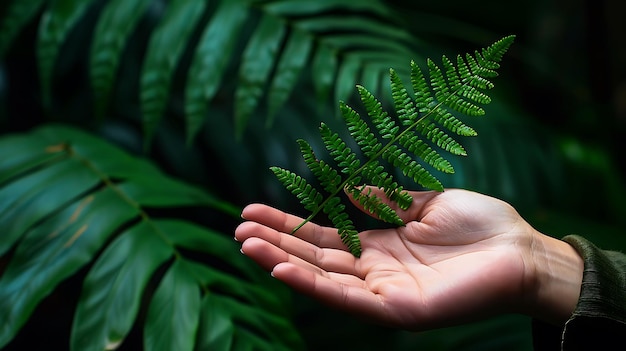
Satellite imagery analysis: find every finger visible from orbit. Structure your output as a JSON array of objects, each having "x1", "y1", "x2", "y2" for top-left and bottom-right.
[
  {"x1": 240, "y1": 237, "x2": 323, "y2": 274},
  {"x1": 236, "y1": 221, "x2": 361, "y2": 276},
  {"x1": 271, "y1": 262, "x2": 390, "y2": 324},
  {"x1": 241, "y1": 203, "x2": 346, "y2": 249},
  {"x1": 346, "y1": 186, "x2": 441, "y2": 223}
]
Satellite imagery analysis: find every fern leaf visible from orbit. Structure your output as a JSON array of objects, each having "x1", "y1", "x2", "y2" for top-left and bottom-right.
[
  {"x1": 322, "y1": 197, "x2": 361, "y2": 257},
  {"x1": 272, "y1": 36, "x2": 515, "y2": 257},
  {"x1": 390, "y1": 69, "x2": 418, "y2": 125},
  {"x1": 319, "y1": 123, "x2": 361, "y2": 175},
  {"x1": 140, "y1": 0, "x2": 206, "y2": 148},
  {"x1": 428, "y1": 59, "x2": 486, "y2": 117},
  {"x1": 346, "y1": 186, "x2": 404, "y2": 226},
  {"x1": 382, "y1": 144, "x2": 444, "y2": 191},
  {"x1": 270, "y1": 166, "x2": 323, "y2": 213},
  {"x1": 341, "y1": 101, "x2": 382, "y2": 158},
  {"x1": 358, "y1": 161, "x2": 411, "y2": 213},
  {"x1": 298, "y1": 139, "x2": 343, "y2": 194},
  {"x1": 396, "y1": 133, "x2": 454, "y2": 173},
  {"x1": 431, "y1": 106, "x2": 478, "y2": 137},
  {"x1": 410, "y1": 60, "x2": 435, "y2": 113},
  {"x1": 415, "y1": 120, "x2": 467, "y2": 156},
  {"x1": 357, "y1": 86, "x2": 399, "y2": 139}
]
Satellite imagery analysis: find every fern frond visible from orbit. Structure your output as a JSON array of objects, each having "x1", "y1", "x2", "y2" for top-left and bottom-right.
[
  {"x1": 341, "y1": 101, "x2": 382, "y2": 158},
  {"x1": 322, "y1": 197, "x2": 361, "y2": 257},
  {"x1": 431, "y1": 106, "x2": 478, "y2": 137},
  {"x1": 298, "y1": 139, "x2": 342, "y2": 194},
  {"x1": 346, "y1": 186, "x2": 404, "y2": 226},
  {"x1": 358, "y1": 160, "x2": 411, "y2": 213},
  {"x1": 273, "y1": 35, "x2": 515, "y2": 256},
  {"x1": 396, "y1": 133, "x2": 453, "y2": 173},
  {"x1": 357, "y1": 86, "x2": 399, "y2": 139},
  {"x1": 381, "y1": 144, "x2": 444, "y2": 191},
  {"x1": 319, "y1": 123, "x2": 361, "y2": 175},
  {"x1": 277, "y1": 142, "x2": 362, "y2": 256},
  {"x1": 270, "y1": 166, "x2": 323, "y2": 213}
]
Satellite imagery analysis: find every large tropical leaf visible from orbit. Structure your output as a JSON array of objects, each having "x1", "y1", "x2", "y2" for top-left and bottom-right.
[
  {"x1": 0, "y1": 0, "x2": 423, "y2": 143},
  {"x1": 0, "y1": 124, "x2": 304, "y2": 351}
]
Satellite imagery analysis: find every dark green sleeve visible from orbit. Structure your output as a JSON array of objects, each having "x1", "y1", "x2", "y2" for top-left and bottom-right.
[{"x1": 532, "y1": 235, "x2": 626, "y2": 350}]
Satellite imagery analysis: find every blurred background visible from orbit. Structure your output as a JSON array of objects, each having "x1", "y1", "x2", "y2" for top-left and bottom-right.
[{"x1": 1, "y1": 0, "x2": 625, "y2": 349}]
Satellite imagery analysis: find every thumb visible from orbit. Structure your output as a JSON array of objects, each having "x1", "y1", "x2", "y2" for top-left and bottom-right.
[{"x1": 345, "y1": 185, "x2": 441, "y2": 224}]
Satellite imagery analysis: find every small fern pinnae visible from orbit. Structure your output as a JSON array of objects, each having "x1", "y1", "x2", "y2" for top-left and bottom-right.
[{"x1": 272, "y1": 35, "x2": 515, "y2": 257}]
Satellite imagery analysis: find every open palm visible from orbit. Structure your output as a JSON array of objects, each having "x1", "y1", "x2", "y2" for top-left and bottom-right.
[{"x1": 235, "y1": 189, "x2": 538, "y2": 331}]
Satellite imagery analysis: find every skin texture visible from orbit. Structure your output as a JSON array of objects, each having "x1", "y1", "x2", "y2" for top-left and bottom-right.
[{"x1": 234, "y1": 188, "x2": 583, "y2": 331}]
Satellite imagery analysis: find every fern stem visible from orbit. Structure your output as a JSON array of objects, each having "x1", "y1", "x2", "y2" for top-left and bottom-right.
[{"x1": 290, "y1": 214, "x2": 314, "y2": 234}]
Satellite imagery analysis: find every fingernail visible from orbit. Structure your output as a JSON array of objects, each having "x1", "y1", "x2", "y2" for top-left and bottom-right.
[
  {"x1": 239, "y1": 248, "x2": 245, "y2": 254},
  {"x1": 270, "y1": 270, "x2": 275, "y2": 278},
  {"x1": 240, "y1": 204, "x2": 251, "y2": 219},
  {"x1": 233, "y1": 236, "x2": 239, "y2": 242}
]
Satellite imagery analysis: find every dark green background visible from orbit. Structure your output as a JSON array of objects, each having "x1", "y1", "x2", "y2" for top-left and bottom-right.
[{"x1": 1, "y1": 0, "x2": 625, "y2": 350}]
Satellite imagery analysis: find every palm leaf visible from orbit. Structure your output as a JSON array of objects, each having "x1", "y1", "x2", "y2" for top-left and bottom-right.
[
  {"x1": 184, "y1": 0, "x2": 249, "y2": 144},
  {"x1": 0, "y1": 0, "x2": 423, "y2": 144},
  {"x1": 234, "y1": 12, "x2": 286, "y2": 137},
  {"x1": 36, "y1": 0, "x2": 100, "y2": 108},
  {"x1": 0, "y1": 125, "x2": 303, "y2": 350},
  {"x1": 143, "y1": 260, "x2": 201, "y2": 351},
  {"x1": 266, "y1": 28, "x2": 313, "y2": 126},
  {"x1": 90, "y1": 0, "x2": 153, "y2": 117},
  {"x1": 0, "y1": 0, "x2": 46, "y2": 57},
  {"x1": 140, "y1": 0, "x2": 207, "y2": 147}
]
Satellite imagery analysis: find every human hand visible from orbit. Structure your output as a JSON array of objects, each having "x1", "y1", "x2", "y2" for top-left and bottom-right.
[{"x1": 234, "y1": 188, "x2": 583, "y2": 330}]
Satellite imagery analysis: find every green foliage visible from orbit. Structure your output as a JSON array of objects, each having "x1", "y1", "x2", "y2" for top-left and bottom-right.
[
  {"x1": 2, "y1": 0, "x2": 623, "y2": 349},
  {"x1": 0, "y1": 125, "x2": 304, "y2": 350},
  {"x1": 0, "y1": 0, "x2": 422, "y2": 144},
  {"x1": 272, "y1": 36, "x2": 515, "y2": 257}
]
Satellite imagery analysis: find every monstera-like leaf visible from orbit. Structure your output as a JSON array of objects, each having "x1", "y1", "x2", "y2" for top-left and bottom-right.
[{"x1": 0, "y1": 124, "x2": 304, "y2": 351}]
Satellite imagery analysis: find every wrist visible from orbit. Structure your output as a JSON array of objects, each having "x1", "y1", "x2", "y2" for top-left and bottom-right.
[{"x1": 525, "y1": 231, "x2": 584, "y2": 325}]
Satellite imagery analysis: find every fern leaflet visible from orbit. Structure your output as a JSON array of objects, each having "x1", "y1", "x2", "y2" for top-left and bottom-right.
[{"x1": 272, "y1": 35, "x2": 515, "y2": 257}]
